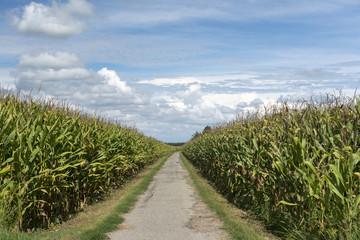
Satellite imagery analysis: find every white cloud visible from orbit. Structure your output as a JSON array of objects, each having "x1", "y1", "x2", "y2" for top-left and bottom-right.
[
  {"x1": 18, "y1": 68, "x2": 92, "y2": 81},
  {"x1": 202, "y1": 92, "x2": 258, "y2": 109},
  {"x1": 16, "y1": 51, "x2": 93, "y2": 87},
  {"x1": 19, "y1": 51, "x2": 83, "y2": 69},
  {"x1": 147, "y1": 84, "x2": 264, "y2": 126},
  {"x1": 160, "y1": 96, "x2": 187, "y2": 112},
  {"x1": 15, "y1": 50, "x2": 142, "y2": 109},
  {"x1": 10, "y1": 0, "x2": 94, "y2": 38},
  {"x1": 97, "y1": 68, "x2": 133, "y2": 94},
  {"x1": 0, "y1": 68, "x2": 16, "y2": 90},
  {"x1": 138, "y1": 77, "x2": 201, "y2": 86},
  {"x1": 138, "y1": 74, "x2": 256, "y2": 87}
]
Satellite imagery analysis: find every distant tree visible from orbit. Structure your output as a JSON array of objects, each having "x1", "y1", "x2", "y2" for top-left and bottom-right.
[
  {"x1": 191, "y1": 131, "x2": 201, "y2": 140},
  {"x1": 191, "y1": 126, "x2": 212, "y2": 141},
  {"x1": 166, "y1": 142, "x2": 185, "y2": 146},
  {"x1": 202, "y1": 125, "x2": 211, "y2": 134}
]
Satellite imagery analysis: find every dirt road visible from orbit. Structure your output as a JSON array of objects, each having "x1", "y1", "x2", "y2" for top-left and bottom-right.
[{"x1": 107, "y1": 152, "x2": 228, "y2": 240}]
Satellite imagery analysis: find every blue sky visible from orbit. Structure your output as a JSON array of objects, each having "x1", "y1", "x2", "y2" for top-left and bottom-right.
[{"x1": 1, "y1": 0, "x2": 360, "y2": 142}]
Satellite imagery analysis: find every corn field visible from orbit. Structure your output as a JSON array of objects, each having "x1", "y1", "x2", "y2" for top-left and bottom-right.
[
  {"x1": 183, "y1": 94, "x2": 360, "y2": 239},
  {"x1": 0, "y1": 92, "x2": 173, "y2": 230}
]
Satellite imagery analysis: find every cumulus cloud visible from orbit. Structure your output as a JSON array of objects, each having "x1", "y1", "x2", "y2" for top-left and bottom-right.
[
  {"x1": 9, "y1": 0, "x2": 94, "y2": 38},
  {"x1": 146, "y1": 84, "x2": 266, "y2": 127},
  {"x1": 202, "y1": 93, "x2": 258, "y2": 109},
  {"x1": 14, "y1": 50, "x2": 142, "y2": 109},
  {"x1": 98, "y1": 68, "x2": 133, "y2": 94},
  {"x1": 16, "y1": 51, "x2": 92, "y2": 90},
  {"x1": 19, "y1": 51, "x2": 83, "y2": 69}
]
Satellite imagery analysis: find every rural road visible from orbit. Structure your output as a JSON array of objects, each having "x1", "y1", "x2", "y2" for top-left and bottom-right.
[{"x1": 107, "y1": 152, "x2": 228, "y2": 240}]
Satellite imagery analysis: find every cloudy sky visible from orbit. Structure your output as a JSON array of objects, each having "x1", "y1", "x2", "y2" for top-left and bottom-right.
[{"x1": 1, "y1": 0, "x2": 360, "y2": 142}]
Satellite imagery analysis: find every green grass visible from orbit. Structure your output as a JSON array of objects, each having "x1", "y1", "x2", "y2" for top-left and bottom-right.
[{"x1": 180, "y1": 153, "x2": 278, "y2": 240}]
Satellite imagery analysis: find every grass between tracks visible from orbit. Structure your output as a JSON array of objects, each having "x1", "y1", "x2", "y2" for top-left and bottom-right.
[
  {"x1": 0, "y1": 152, "x2": 173, "y2": 240},
  {"x1": 180, "y1": 152, "x2": 279, "y2": 240}
]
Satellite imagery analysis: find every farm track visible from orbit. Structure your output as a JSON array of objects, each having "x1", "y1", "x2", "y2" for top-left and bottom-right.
[{"x1": 107, "y1": 152, "x2": 228, "y2": 240}]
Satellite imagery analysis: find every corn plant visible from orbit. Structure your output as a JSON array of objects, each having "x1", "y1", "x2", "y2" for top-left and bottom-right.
[
  {"x1": 0, "y1": 91, "x2": 173, "y2": 230},
  {"x1": 183, "y1": 93, "x2": 360, "y2": 239}
]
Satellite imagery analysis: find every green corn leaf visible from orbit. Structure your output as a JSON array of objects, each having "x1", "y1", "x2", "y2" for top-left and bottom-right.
[
  {"x1": 29, "y1": 147, "x2": 41, "y2": 163},
  {"x1": 277, "y1": 200, "x2": 299, "y2": 207},
  {"x1": 351, "y1": 194, "x2": 360, "y2": 218},
  {"x1": 4, "y1": 129, "x2": 16, "y2": 146},
  {"x1": 0, "y1": 165, "x2": 11, "y2": 176},
  {"x1": 326, "y1": 176, "x2": 345, "y2": 203},
  {"x1": 304, "y1": 160, "x2": 317, "y2": 175}
]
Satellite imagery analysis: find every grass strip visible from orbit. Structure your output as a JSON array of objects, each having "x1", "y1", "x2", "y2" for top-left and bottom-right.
[
  {"x1": 78, "y1": 152, "x2": 173, "y2": 240},
  {"x1": 180, "y1": 152, "x2": 279, "y2": 240}
]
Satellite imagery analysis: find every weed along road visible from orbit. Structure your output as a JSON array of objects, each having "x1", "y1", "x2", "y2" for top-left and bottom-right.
[{"x1": 108, "y1": 152, "x2": 228, "y2": 240}]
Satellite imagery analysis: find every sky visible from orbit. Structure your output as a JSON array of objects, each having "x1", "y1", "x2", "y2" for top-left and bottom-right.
[{"x1": 1, "y1": 0, "x2": 360, "y2": 142}]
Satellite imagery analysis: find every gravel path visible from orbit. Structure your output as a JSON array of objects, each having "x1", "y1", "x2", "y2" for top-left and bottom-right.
[{"x1": 107, "y1": 152, "x2": 228, "y2": 240}]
